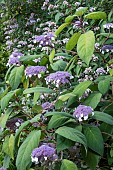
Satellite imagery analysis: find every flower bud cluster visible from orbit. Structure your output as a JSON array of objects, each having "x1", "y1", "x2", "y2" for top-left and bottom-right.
[
  {"x1": 73, "y1": 105, "x2": 94, "y2": 121},
  {"x1": 25, "y1": 66, "x2": 46, "y2": 78},
  {"x1": 45, "y1": 71, "x2": 73, "y2": 87},
  {"x1": 31, "y1": 144, "x2": 58, "y2": 164}
]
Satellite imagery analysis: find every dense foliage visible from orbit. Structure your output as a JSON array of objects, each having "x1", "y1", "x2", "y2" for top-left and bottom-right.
[{"x1": 0, "y1": 0, "x2": 113, "y2": 170}]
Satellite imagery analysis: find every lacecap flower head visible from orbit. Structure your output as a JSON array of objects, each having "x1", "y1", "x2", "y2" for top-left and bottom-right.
[
  {"x1": 7, "y1": 51, "x2": 23, "y2": 67},
  {"x1": 25, "y1": 66, "x2": 46, "y2": 78},
  {"x1": 31, "y1": 144, "x2": 58, "y2": 164},
  {"x1": 45, "y1": 71, "x2": 73, "y2": 87},
  {"x1": 73, "y1": 105, "x2": 94, "y2": 121}
]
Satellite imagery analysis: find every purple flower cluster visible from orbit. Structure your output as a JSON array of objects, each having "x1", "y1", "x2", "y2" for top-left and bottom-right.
[
  {"x1": 101, "y1": 45, "x2": 113, "y2": 53},
  {"x1": 25, "y1": 66, "x2": 46, "y2": 78},
  {"x1": 103, "y1": 23, "x2": 113, "y2": 29},
  {"x1": 46, "y1": 71, "x2": 73, "y2": 87},
  {"x1": 0, "y1": 167, "x2": 6, "y2": 170},
  {"x1": 31, "y1": 144, "x2": 58, "y2": 164},
  {"x1": 33, "y1": 32, "x2": 55, "y2": 47},
  {"x1": 7, "y1": 51, "x2": 23, "y2": 67},
  {"x1": 73, "y1": 105, "x2": 93, "y2": 121},
  {"x1": 95, "y1": 67, "x2": 107, "y2": 76},
  {"x1": 42, "y1": 102, "x2": 54, "y2": 111}
]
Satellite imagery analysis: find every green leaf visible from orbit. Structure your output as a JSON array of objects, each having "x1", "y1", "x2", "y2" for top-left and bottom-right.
[
  {"x1": 9, "y1": 65, "x2": 24, "y2": 90},
  {"x1": 55, "y1": 23, "x2": 70, "y2": 36},
  {"x1": 75, "y1": 7, "x2": 88, "y2": 16},
  {"x1": 56, "y1": 135, "x2": 74, "y2": 152},
  {"x1": 66, "y1": 32, "x2": 81, "y2": 51},
  {"x1": 82, "y1": 149, "x2": 100, "y2": 170},
  {"x1": 48, "y1": 115, "x2": 69, "y2": 129},
  {"x1": 59, "y1": 93, "x2": 76, "y2": 101},
  {"x1": 23, "y1": 87, "x2": 54, "y2": 94},
  {"x1": 51, "y1": 60, "x2": 67, "y2": 71},
  {"x1": 100, "y1": 123, "x2": 113, "y2": 141},
  {"x1": 83, "y1": 126, "x2": 104, "y2": 156},
  {"x1": 19, "y1": 55, "x2": 41, "y2": 65},
  {"x1": 1, "y1": 91, "x2": 15, "y2": 111},
  {"x1": 55, "y1": 100, "x2": 63, "y2": 109},
  {"x1": 77, "y1": 31, "x2": 95, "y2": 65},
  {"x1": 98, "y1": 79, "x2": 110, "y2": 94},
  {"x1": 16, "y1": 130, "x2": 41, "y2": 170},
  {"x1": 45, "y1": 112, "x2": 74, "y2": 119},
  {"x1": 92, "y1": 111, "x2": 113, "y2": 125},
  {"x1": 55, "y1": 12, "x2": 61, "y2": 23},
  {"x1": 49, "y1": 49, "x2": 55, "y2": 64},
  {"x1": 15, "y1": 121, "x2": 30, "y2": 148},
  {"x1": 3, "y1": 134, "x2": 14, "y2": 159},
  {"x1": 73, "y1": 81, "x2": 92, "y2": 98},
  {"x1": 0, "y1": 108, "x2": 13, "y2": 128},
  {"x1": 84, "y1": 11, "x2": 107, "y2": 20},
  {"x1": 56, "y1": 126, "x2": 87, "y2": 148},
  {"x1": 83, "y1": 92, "x2": 102, "y2": 109},
  {"x1": 65, "y1": 15, "x2": 75, "y2": 23},
  {"x1": 60, "y1": 159, "x2": 78, "y2": 170}
]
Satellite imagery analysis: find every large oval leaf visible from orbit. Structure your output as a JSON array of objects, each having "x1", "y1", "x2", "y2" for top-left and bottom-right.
[
  {"x1": 77, "y1": 31, "x2": 95, "y2": 65},
  {"x1": 75, "y1": 7, "x2": 88, "y2": 16},
  {"x1": 55, "y1": 23, "x2": 70, "y2": 36},
  {"x1": 92, "y1": 111, "x2": 113, "y2": 125},
  {"x1": 23, "y1": 87, "x2": 54, "y2": 94},
  {"x1": 73, "y1": 80, "x2": 92, "y2": 98},
  {"x1": 83, "y1": 126, "x2": 104, "y2": 156},
  {"x1": 56, "y1": 126, "x2": 87, "y2": 148},
  {"x1": 98, "y1": 79, "x2": 110, "y2": 94},
  {"x1": 83, "y1": 92, "x2": 102, "y2": 109},
  {"x1": 84, "y1": 12, "x2": 107, "y2": 20},
  {"x1": 66, "y1": 32, "x2": 81, "y2": 51},
  {"x1": 1, "y1": 91, "x2": 15, "y2": 111},
  {"x1": 16, "y1": 130, "x2": 41, "y2": 170},
  {"x1": 9, "y1": 65, "x2": 24, "y2": 90},
  {"x1": 60, "y1": 159, "x2": 78, "y2": 170}
]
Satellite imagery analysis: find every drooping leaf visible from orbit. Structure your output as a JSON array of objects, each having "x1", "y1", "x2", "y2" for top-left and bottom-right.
[
  {"x1": 56, "y1": 126, "x2": 87, "y2": 148},
  {"x1": 98, "y1": 79, "x2": 110, "y2": 94},
  {"x1": 92, "y1": 111, "x2": 113, "y2": 125},
  {"x1": 51, "y1": 60, "x2": 67, "y2": 71},
  {"x1": 45, "y1": 112, "x2": 74, "y2": 119},
  {"x1": 59, "y1": 93, "x2": 76, "y2": 101},
  {"x1": 23, "y1": 87, "x2": 54, "y2": 94},
  {"x1": 84, "y1": 12, "x2": 107, "y2": 20},
  {"x1": 83, "y1": 92, "x2": 102, "y2": 109},
  {"x1": 16, "y1": 130, "x2": 41, "y2": 170},
  {"x1": 49, "y1": 49, "x2": 55, "y2": 64},
  {"x1": 60, "y1": 159, "x2": 78, "y2": 170},
  {"x1": 75, "y1": 7, "x2": 88, "y2": 16},
  {"x1": 19, "y1": 55, "x2": 41, "y2": 65},
  {"x1": 65, "y1": 15, "x2": 75, "y2": 23},
  {"x1": 82, "y1": 148, "x2": 100, "y2": 170},
  {"x1": 55, "y1": 23, "x2": 70, "y2": 36},
  {"x1": 0, "y1": 108, "x2": 13, "y2": 128},
  {"x1": 9, "y1": 65, "x2": 24, "y2": 90},
  {"x1": 73, "y1": 80, "x2": 92, "y2": 98},
  {"x1": 66, "y1": 32, "x2": 81, "y2": 51},
  {"x1": 3, "y1": 134, "x2": 14, "y2": 159},
  {"x1": 48, "y1": 115, "x2": 69, "y2": 129},
  {"x1": 15, "y1": 121, "x2": 30, "y2": 148},
  {"x1": 1, "y1": 91, "x2": 15, "y2": 111},
  {"x1": 55, "y1": 12, "x2": 61, "y2": 23},
  {"x1": 56, "y1": 135, "x2": 74, "y2": 152},
  {"x1": 83, "y1": 126, "x2": 104, "y2": 156},
  {"x1": 77, "y1": 31, "x2": 95, "y2": 65}
]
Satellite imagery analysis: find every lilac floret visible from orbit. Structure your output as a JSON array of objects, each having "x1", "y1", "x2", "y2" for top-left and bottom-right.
[
  {"x1": 73, "y1": 105, "x2": 93, "y2": 121},
  {"x1": 95, "y1": 67, "x2": 107, "y2": 76},
  {"x1": 7, "y1": 51, "x2": 23, "y2": 67},
  {"x1": 46, "y1": 71, "x2": 73, "y2": 87},
  {"x1": 33, "y1": 32, "x2": 55, "y2": 47},
  {"x1": 0, "y1": 167, "x2": 6, "y2": 170},
  {"x1": 31, "y1": 144, "x2": 58, "y2": 164},
  {"x1": 25, "y1": 66, "x2": 46, "y2": 78},
  {"x1": 103, "y1": 23, "x2": 113, "y2": 29},
  {"x1": 101, "y1": 45, "x2": 113, "y2": 53},
  {"x1": 41, "y1": 102, "x2": 54, "y2": 111}
]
